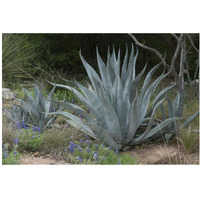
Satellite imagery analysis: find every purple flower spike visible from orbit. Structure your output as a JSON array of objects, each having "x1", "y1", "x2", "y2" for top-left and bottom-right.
[
  {"x1": 3, "y1": 144, "x2": 5, "y2": 149},
  {"x1": 103, "y1": 156, "x2": 106, "y2": 159},
  {"x1": 13, "y1": 150, "x2": 17, "y2": 156},
  {"x1": 21, "y1": 120, "x2": 26, "y2": 128},
  {"x1": 78, "y1": 156, "x2": 82, "y2": 162},
  {"x1": 86, "y1": 140, "x2": 90, "y2": 146},
  {"x1": 95, "y1": 145, "x2": 98, "y2": 149},
  {"x1": 69, "y1": 141, "x2": 74, "y2": 153},
  {"x1": 3, "y1": 150, "x2": 8, "y2": 158},
  {"x1": 80, "y1": 139, "x2": 84, "y2": 144},
  {"x1": 115, "y1": 150, "x2": 119, "y2": 154},
  {"x1": 85, "y1": 134, "x2": 88, "y2": 138},
  {"x1": 108, "y1": 147, "x2": 111, "y2": 150},
  {"x1": 16, "y1": 121, "x2": 22, "y2": 130},
  {"x1": 14, "y1": 138, "x2": 19, "y2": 144},
  {"x1": 64, "y1": 148, "x2": 67, "y2": 152},
  {"x1": 86, "y1": 147, "x2": 90, "y2": 153}
]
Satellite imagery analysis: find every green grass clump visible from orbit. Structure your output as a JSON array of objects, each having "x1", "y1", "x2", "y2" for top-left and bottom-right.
[{"x1": 179, "y1": 126, "x2": 198, "y2": 154}]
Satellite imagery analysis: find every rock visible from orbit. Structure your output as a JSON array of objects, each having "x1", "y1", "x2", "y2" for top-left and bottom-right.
[{"x1": 2, "y1": 88, "x2": 15, "y2": 100}]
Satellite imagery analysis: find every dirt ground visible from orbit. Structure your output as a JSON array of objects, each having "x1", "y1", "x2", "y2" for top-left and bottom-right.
[{"x1": 19, "y1": 138, "x2": 199, "y2": 165}]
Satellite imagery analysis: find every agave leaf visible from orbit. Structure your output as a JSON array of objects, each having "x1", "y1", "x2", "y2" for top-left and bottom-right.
[
  {"x1": 176, "y1": 91, "x2": 184, "y2": 117},
  {"x1": 160, "y1": 103, "x2": 167, "y2": 120},
  {"x1": 121, "y1": 45, "x2": 128, "y2": 86},
  {"x1": 62, "y1": 102, "x2": 97, "y2": 124},
  {"x1": 96, "y1": 47, "x2": 108, "y2": 87},
  {"x1": 50, "y1": 111, "x2": 96, "y2": 138},
  {"x1": 89, "y1": 123, "x2": 122, "y2": 150},
  {"x1": 167, "y1": 98, "x2": 174, "y2": 118},
  {"x1": 80, "y1": 50, "x2": 102, "y2": 92},
  {"x1": 98, "y1": 87, "x2": 124, "y2": 142},
  {"x1": 132, "y1": 98, "x2": 165, "y2": 143},
  {"x1": 132, "y1": 117, "x2": 183, "y2": 143},
  {"x1": 180, "y1": 110, "x2": 199, "y2": 129},
  {"x1": 146, "y1": 84, "x2": 176, "y2": 117}
]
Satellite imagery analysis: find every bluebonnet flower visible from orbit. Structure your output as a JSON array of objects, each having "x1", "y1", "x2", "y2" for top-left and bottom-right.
[
  {"x1": 14, "y1": 138, "x2": 19, "y2": 144},
  {"x1": 64, "y1": 148, "x2": 67, "y2": 152},
  {"x1": 85, "y1": 134, "x2": 88, "y2": 138},
  {"x1": 94, "y1": 153, "x2": 98, "y2": 162},
  {"x1": 21, "y1": 120, "x2": 26, "y2": 128},
  {"x1": 26, "y1": 132, "x2": 29, "y2": 135},
  {"x1": 118, "y1": 159, "x2": 121, "y2": 164},
  {"x1": 31, "y1": 136, "x2": 34, "y2": 139},
  {"x1": 80, "y1": 139, "x2": 84, "y2": 144},
  {"x1": 3, "y1": 150, "x2": 8, "y2": 158},
  {"x1": 13, "y1": 150, "x2": 17, "y2": 156},
  {"x1": 16, "y1": 121, "x2": 22, "y2": 130},
  {"x1": 93, "y1": 151, "x2": 96, "y2": 155},
  {"x1": 85, "y1": 140, "x2": 90, "y2": 146},
  {"x1": 25, "y1": 126, "x2": 29, "y2": 130},
  {"x1": 36, "y1": 127, "x2": 41, "y2": 133},
  {"x1": 68, "y1": 141, "x2": 74, "y2": 153},
  {"x1": 103, "y1": 156, "x2": 106, "y2": 159},
  {"x1": 3, "y1": 144, "x2": 5, "y2": 149},
  {"x1": 95, "y1": 145, "x2": 98, "y2": 149},
  {"x1": 38, "y1": 135, "x2": 40, "y2": 137},
  {"x1": 32, "y1": 126, "x2": 36, "y2": 132},
  {"x1": 101, "y1": 144, "x2": 104, "y2": 148},
  {"x1": 115, "y1": 150, "x2": 119, "y2": 154},
  {"x1": 78, "y1": 156, "x2": 82, "y2": 162},
  {"x1": 77, "y1": 145, "x2": 82, "y2": 152},
  {"x1": 86, "y1": 147, "x2": 90, "y2": 153},
  {"x1": 108, "y1": 147, "x2": 111, "y2": 150}
]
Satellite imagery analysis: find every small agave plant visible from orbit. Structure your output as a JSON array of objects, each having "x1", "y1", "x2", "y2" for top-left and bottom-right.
[
  {"x1": 160, "y1": 91, "x2": 199, "y2": 142},
  {"x1": 49, "y1": 45, "x2": 184, "y2": 150},
  {"x1": 6, "y1": 85, "x2": 61, "y2": 131}
]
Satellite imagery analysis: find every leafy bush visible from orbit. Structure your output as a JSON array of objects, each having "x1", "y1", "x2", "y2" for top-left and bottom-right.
[
  {"x1": 179, "y1": 126, "x2": 198, "y2": 154},
  {"x1": 49, "y1": 45, "x2": 182, "y2": 150}
]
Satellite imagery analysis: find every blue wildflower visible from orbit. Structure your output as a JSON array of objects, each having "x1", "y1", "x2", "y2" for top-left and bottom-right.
[
  {"x1": 68, "y1": 141, "x2": 74, "y2": 153},
  {"x1": 101, "y1": 144, "x2": 104, "y2": 148},
  {"x1": 94, "y1": 153, "x2": 98, "y2": 162},
  {"x1": 86, "y1": 147, "x2": 90, "y2": 153},
  {"x1": 78, "y1": 113, "x2": 83, "y2": 119},
  {"x1": 13, "y1": 150, "x2": 17, "y2": 156},
  {"x1": 70, "y1": 136, "x2": 73, "y2": 140},
  {"x1": 78, "y1": 156, "x2": 82, "y2": 162},
  {"x1": 14, "y1": 138, "x2": 19, "y2": 144},
  {"x1": 103, "y1": 156, "x2": 106, "y2": 159},
  {"x1": 85, "y1": 140, "x2": 90, "y2": 146},
  {"x1": 3, "y1": 150, "x2": 8, "y2": 158},
  {"x1": 38, "y1": 135, "x2": 40, "y2": 137},
  {"x1": 77, "y1": 145, "x2": 82, "y2": 152},
  {"x1": 64, "y1": 148, "x2": 67, "y2": 152},
  {"x1": 16, "y1": 121, "x2": 22, "y2": 130},
  {"x1": 36, "y1": 127, "x2": 41, "y2": 133},
  {"x1": 31, "y1": 136, "x2": 34, "y2": 139},
  {"x1": 32, "y1": 126, "x2": 36, "y2": 132},
  {"x1": 115, "y1": 150, "x2": 119, "y2": 154},
  {"x1": 66, "y1": 123, "x2": 70, "y2": 128},
  {"x1": 21, "y1": 120, "x2": 26, "y2": 128},
  {"x1": 95, "y1": 145, "x2": 98, "y2": 149},
  {"x1": 85, "y1": 134, "x2": 88, "y2": 138},
  {"x1": 80, "y1": 139, "x2": 84, "y2": 144},
  {"x1": 53, "y1": 107, "x2": 56, "y2": 112},
  {"x1": 108, "y1": 147, "x2": 111, "y2": 150},
  {"x1": 3, "y1": 144, "x2": 5, "y2": 149}
]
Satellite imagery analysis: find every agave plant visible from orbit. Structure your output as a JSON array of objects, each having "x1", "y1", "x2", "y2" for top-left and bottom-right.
[
  {"x1": 49, "y1": 45, "x2": 182, "y2": 150},
  {"x1": 160, "y1": 91, "x2": 199, "y2": 142},
  {"x1": 6, "y1": 85, "x2": 61, "y2": 131}
]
